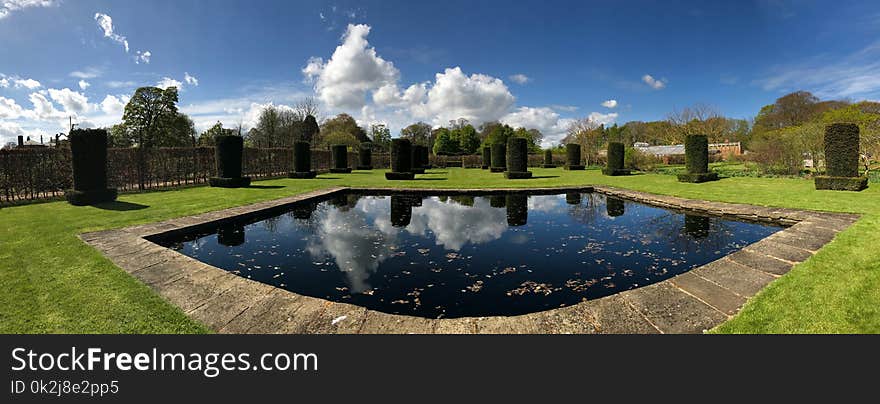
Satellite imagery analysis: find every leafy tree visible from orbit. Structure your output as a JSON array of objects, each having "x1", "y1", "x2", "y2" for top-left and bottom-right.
[
  {"x1": 318, "y1": 130, "x2": 359, "y2": 149},
  {"x1": 122, "y1": 86, "x2": 180, "y2": 148},
  {"x1": 456, "y1": 124, "x2": 481, "y2": 154},
  {"x1": 401, "y1": 122, "x2": 433, "y2": 147},
  {"x1": 162, "y1": 112, "x2": 196, "y2": 147},
  {"x1": 199, "y1": 122, "x2": 237, "y2": 146},
  {"x1": 369, "y1": 123, "x2": 391, "y2": 151},
  {"x1": 432, "y1": 127, "x2": 459, "y2": 155},
  {"x1": 108, "y1": 123, "x2": 132, "y2": 148},
  {"x1": 482, "y1": 123, "x2": 515, "y2": 147},
  {"x1": 320, "y1": 113, "x2": 368, "y2": 144}
]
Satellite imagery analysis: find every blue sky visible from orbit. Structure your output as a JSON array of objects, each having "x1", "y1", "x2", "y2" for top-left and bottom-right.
[{"x1": 2, "y1": 0, "x2": 880, "y2": 146}]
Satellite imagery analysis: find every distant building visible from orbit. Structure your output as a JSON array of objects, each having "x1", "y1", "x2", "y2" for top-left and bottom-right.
[
  {"x1": 13, "y1": 135, "x2": 52, "y2": 149},
  {"x1": 633, "y1": 141, "x2": 741, "y2": 164}
]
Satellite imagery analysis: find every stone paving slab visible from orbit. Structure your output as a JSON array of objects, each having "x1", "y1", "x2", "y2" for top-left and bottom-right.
[{"x1": 78, "y1": 185, "x2": 860, "y2": 334}]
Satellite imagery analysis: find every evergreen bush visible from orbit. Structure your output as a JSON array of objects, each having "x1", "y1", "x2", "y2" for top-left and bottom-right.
[
  {"x1": 564, "y1": 144, "x2": 585, "y2": 170},
  {"x1": 505, "y1": 137, "x2": 532, "y2": 179},
  {"x1": 542, "y1": 149, "x2": 556, "y2": 168},
  {"x1": 602, "y1": 142, "x2": 630, "y2": 176},
  {"x1": 289, "y1": 141, "x2": 317, "y2": 179},
  {"x1": 329, "y1": 144, "x2": 352, "y2": 173},
  {"x1": 357, "y1": 142, "x2": 373, "y2": 170},
  {"x1": 490, "y1": 143, "x2": 507, "y2": 173},
  {"x1": 815, "y1": 123, "x2": 868, "y2": 191},
  {"x1": 386, "y1": 138, "x2": 415, "y2": 180},
  {"x1": 65, "y1": 128, "x2": 117, "y2": 205}
]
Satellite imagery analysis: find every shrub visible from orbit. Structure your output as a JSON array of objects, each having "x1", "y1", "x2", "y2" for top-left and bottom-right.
[
  {"x1": 65, "y1": 128, "x2": 117, "y2": 205},
  {"x1": 684, "y1": 134, "x2": 709, "y2": 174},
  {"x1": 289, "y1": 141, "x2": 316, "y2": 179},
  {"x1": 564, "y1": 144, "x2": 584, "y2": 170},
  {"x1": 411, "y1": 145, "x2": 426, "y2": 174},
  {"x1": 481, "y1": 146, "x2": 491, "y2": 169},
  {"x1": 677, "y1": 134, "x2": 718, "y2": 183},
  {"x1": 490, "y1": 143, "x2": 507, "y2": 172},
  {"x1": 505, "y1": 137, "x2": 532, "y2": 179},
  {"x1": 542, "y1": 149, "x2": 556, "y2": 168},
  {"x1": 209, "y1": 135, "x2": 251, "y2": 187},
  {"x1": 357, "y1": 142, "x2": 373, "y2": 170},
  {"x1": 329, "y1": 144, "x2": 352, "y2": 173},
  {"x1": 815, "y1": 176, "x2": 868, "y2": 191},
  {"x1": 824, "y1": 123, "x2": 860, "y2": 177},
  {"x1": 386, "y1": 139, "x2": 415, "y2": 180},
  {"x1": 506, "y1": 194, "x2": 528, "y2": 226},
  {"x1": 602, "y1": 142, "x2": 630, "y2": 176}
]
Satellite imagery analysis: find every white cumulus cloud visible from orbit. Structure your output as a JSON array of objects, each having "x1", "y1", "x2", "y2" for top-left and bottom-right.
[
  {"x1": 135, "y1": 50, "x2": 151, "y2": 64},
  {"x1": 0, "y1": 96, "x2": 26, "y2": 118},
  {"x1": 601, "y1": 99, "x2": 617, "y2": 108},
  {"x1": 642, "y1": 74, "x2": 666, "y2": 90},
  {"x1": 47, "y1": 88, "x2": 90, "y2": 114},
  {"x1": 303, "y1": 24, "x2": 400, "y2": 110},
  {"x1": 78, "y1": 80, "x2": 90, "y2": 90},
  {"x1": 100, "y1": 95, "x2": 128, "y2": 116}
]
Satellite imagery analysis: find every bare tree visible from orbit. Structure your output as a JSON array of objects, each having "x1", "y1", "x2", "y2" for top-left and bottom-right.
[
  {"x1": 564, "y1": 117, "x2": 604, "y2": 166},
  {"x1": 293, "y1": 96, "x2": 321, "y2": 121},
  {"x1": 666, "y1": 103, "x2": 729, "y2": 143}
]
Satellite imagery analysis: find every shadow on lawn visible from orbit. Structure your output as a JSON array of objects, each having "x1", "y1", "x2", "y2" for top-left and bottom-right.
[
  {"x1": 248, "y1": 185, "x2": 286, "y2": 189},
  {"x1": 530, "y1": 175, "x2": 560, "y2": 179},
  {"x1": 93, "y1": 201, "x2": 150, "y2": 211}
]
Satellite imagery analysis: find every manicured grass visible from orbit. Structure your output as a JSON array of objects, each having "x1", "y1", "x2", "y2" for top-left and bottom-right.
[{"x1": 1, "y1": 167, "x2": 878, "y2": 333}]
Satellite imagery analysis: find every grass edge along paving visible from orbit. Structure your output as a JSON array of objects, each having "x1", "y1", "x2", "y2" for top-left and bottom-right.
[{"x1": 1, "y1": 167, "x2": 878, "y2": 334}]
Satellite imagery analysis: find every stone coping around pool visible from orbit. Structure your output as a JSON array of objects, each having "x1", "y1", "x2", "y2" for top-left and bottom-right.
[{"x1": 80, "y1": 185, "x2": 860, "y2": 334}]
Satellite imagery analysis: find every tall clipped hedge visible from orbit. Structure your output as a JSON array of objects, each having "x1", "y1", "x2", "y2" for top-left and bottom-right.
[
  {"x1": 411, "y1": 145, "x2": 426, "y2": 174},
  {"x1": 209, "y1": 135, "x2": 251, "y2": 187},
  {"x1": 564, "y1": 144, "x2": 584, "y2": 170},
  {"x1": 421, "y1": 146, "x2": 431, "y2": 169},
  {"x1": 602, "y1": 142, "x2": 629, "y2": 176},
  {"x1": 506, "y1": 194, "x2": 528, "y2": 226},
  {"x1": 677, "y1": 134, "x2": 718, "y2": 183},
  {"x1": 505, "y1": 137, "x2": 532, "y2": 179},
  {"x1": 542, "y1": 149, "x2": 556, "y2": 168},
  {"x1": 490, "y1": 143, "x2": 507, "y2": 172},
  {"x1": 357, "y1": 142, "x2": 373, "y2": 170},
  {"x1": 65, "y1": 128, "x2": 117, "y2": 205},
  {"x1": 289, "y1": 141, "x2": 316, "y2": 179},
  {"x1": 386, "y1": 138, "x2": 415, "y2": 180},
  {"x1": 815, "y1": 123, "x2": 868, "y2": 191},
  {"x1": 329, "y1": 144, "x2": 352, "y2": 173},
  {"x1": 481, "y1": 146, "x2": 491, "y2": 169}
]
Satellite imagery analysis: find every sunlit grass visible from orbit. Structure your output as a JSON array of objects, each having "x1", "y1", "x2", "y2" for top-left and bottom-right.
[{"x1": 1, "y1": 167, "x2": 878, "y2": 333}]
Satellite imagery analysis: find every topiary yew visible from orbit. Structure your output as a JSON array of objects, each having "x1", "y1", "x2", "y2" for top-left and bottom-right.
[
  {"x1": 677, "y1": 134, "x2": 718, "y2": 183},
  {"x1": 490, "y1": 143, "x2": 507, "y2": 173},
  {"x1": 329, "y1": 144, "x2": 352, "y2": 173},
  {"x1": 564, "y1": 144, "x2": 585, "y2": 170},
  {"x1": 815, "y1": 123, "x2": 868, "y2": 191},
  {"x1": 209, "y1": 135, "x2": 251, "y2": 188},
  {"x1": 357, "y1": 142, "x2": 373, "y2": 170},
  {"x1": 542, "y1": 149, "x2": 556, "y2": 168},
  {"x1": 289, "y1": 141, "x2": 317, "y2": 179},
  {"x1": 411, "y1": 145, "x2": 426, "y2": 174},
  {"x1": 606, "y1": 197, "x2": 625, "y2": 217},
  {"x1": 505, "y1": 137, "x2": 532, "y2": 179},
  {"x1": 602, "y1": 142, "x2": 630, "y2": 176},
  {"x1": 65, "y1": 128, "x2": 117, "y2": 205},
  {"x1": 386, "y1": 138, "x2": 415, "y2": 180},
  {"x1": 481, "y1": 146, "x2": 491, "y2": 169}
]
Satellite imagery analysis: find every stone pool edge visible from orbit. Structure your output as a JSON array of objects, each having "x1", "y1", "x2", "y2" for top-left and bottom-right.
[{"x1": 79, "y1": 185, "x2": 860, "y2": 334}]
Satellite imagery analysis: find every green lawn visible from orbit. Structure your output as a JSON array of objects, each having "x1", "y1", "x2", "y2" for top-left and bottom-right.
[{"x1": 1, "y1": 167, "x2": 878, "y2": 333}]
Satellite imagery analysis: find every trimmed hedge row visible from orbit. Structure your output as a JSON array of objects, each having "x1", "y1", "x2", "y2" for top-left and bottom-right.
[
  {"x1": 481, "y1": 146, "x2": 491, "y2": 169},
  {"x1": 411, "y1": 145, "x2": 426, "y2": 174}
]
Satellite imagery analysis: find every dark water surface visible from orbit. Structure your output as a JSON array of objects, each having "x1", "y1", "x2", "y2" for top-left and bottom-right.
[{"x1": 156, "y1": 192, "x2": 782, "y2": 318}]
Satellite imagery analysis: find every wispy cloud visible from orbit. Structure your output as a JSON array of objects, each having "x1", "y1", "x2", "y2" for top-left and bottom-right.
[
  {"x1": 509, "y1": 74, "x2": 531, "y2": 85},
  {"x1": 642, "y1": 74, "x2": 666, "y2": 90},
  {"x1": 0, "y1": 0, "x2": 56, "y2": 20},
  {"x1": 755, "y1": 41, "x2": 880, "y2": 98}
]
